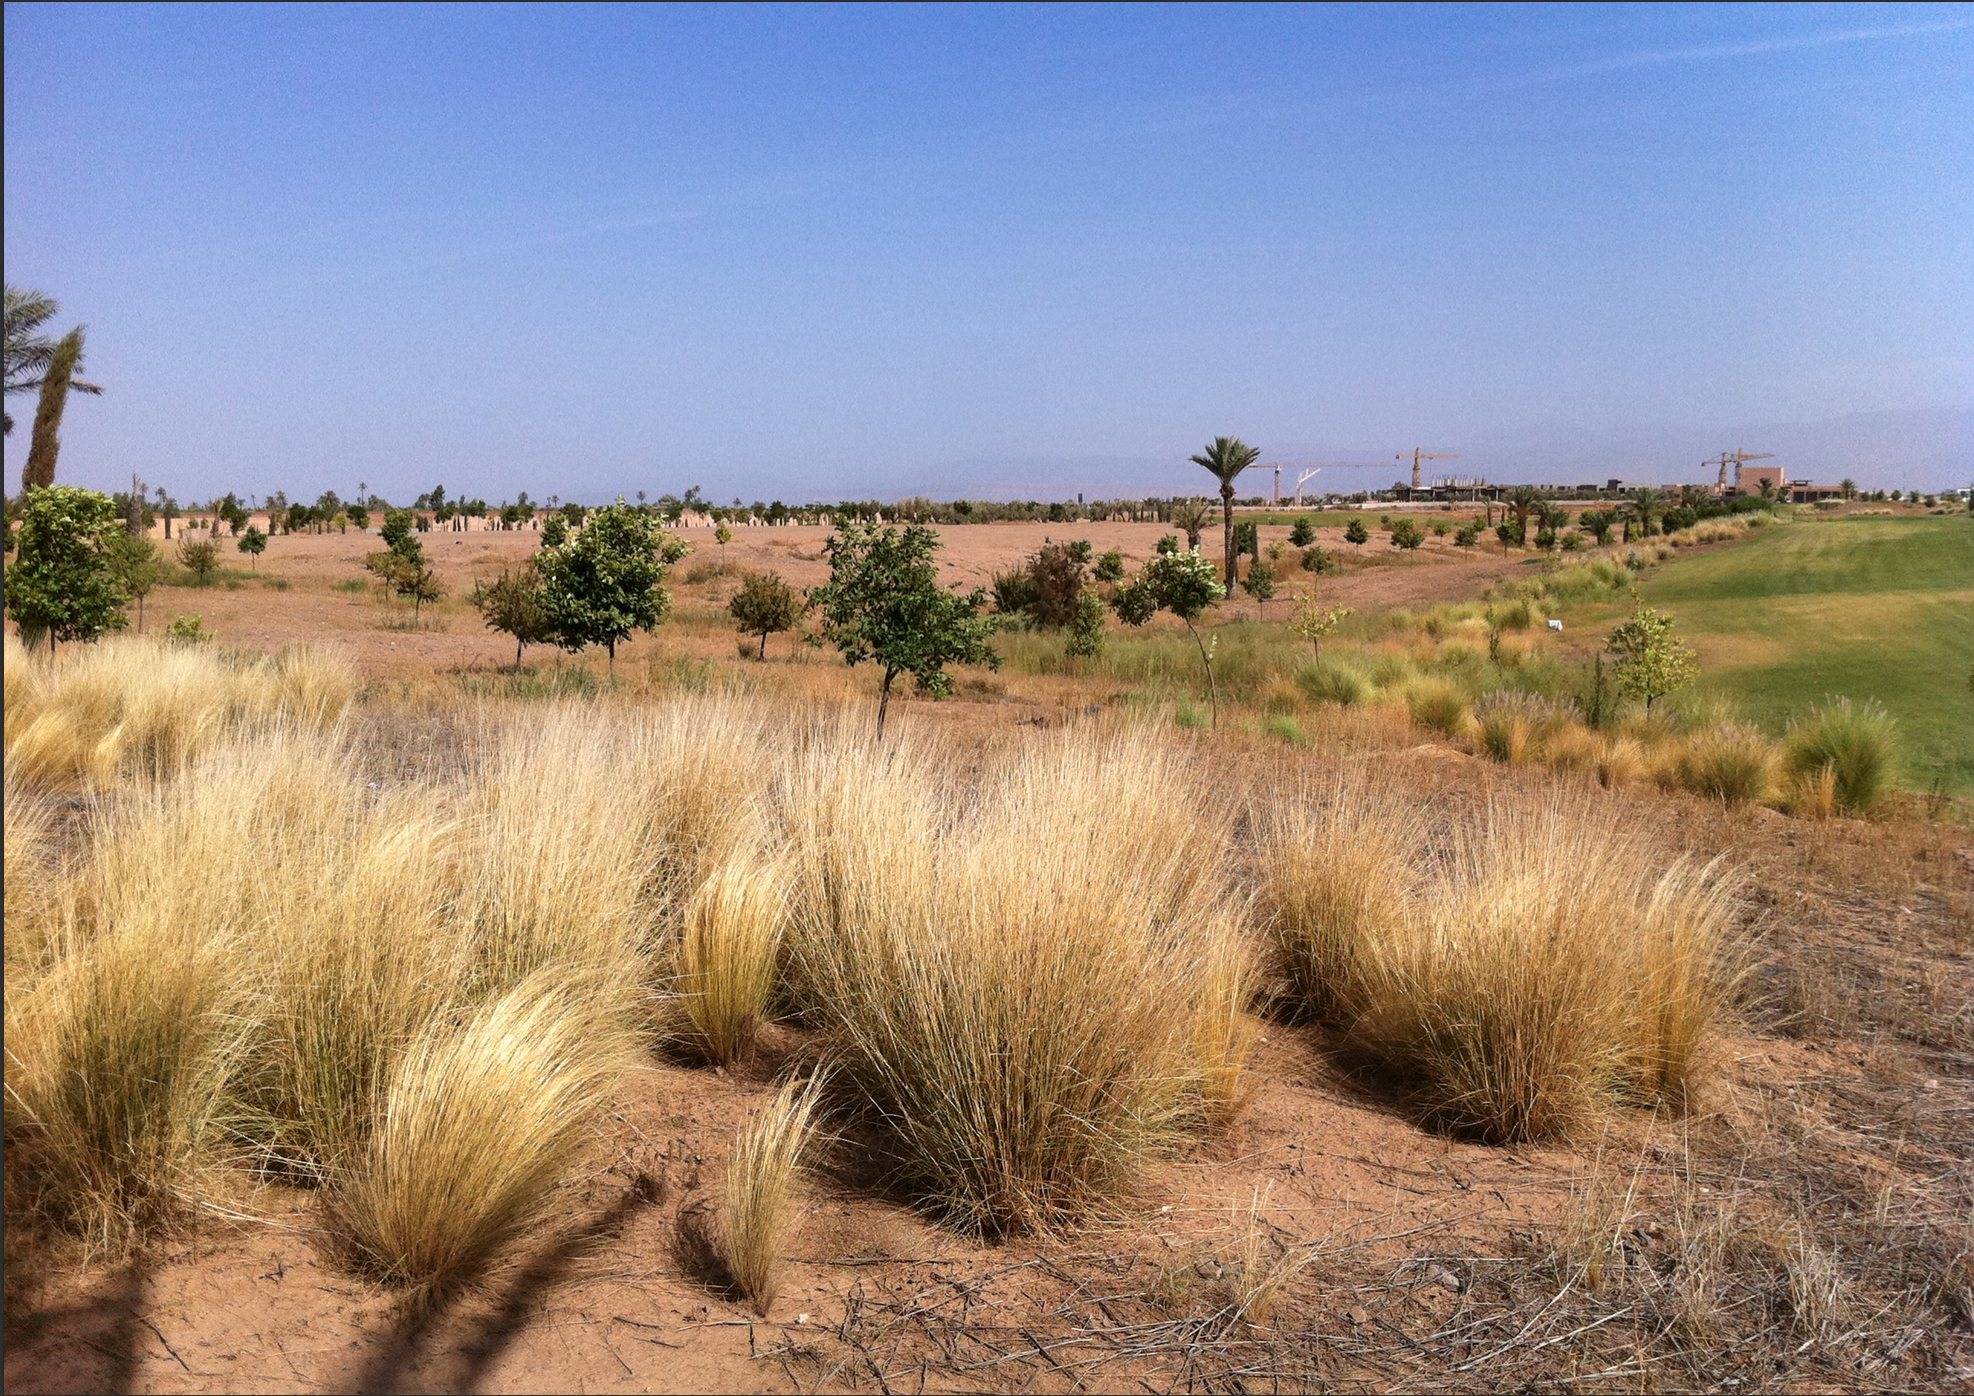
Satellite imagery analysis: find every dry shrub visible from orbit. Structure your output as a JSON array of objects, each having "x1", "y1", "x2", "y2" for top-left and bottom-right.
[
  {"x1": 1474, "y1": 691, "x2": 1567, "y2": 765},
  {"x1": 329, "y1": 971, "x2": 634, "y2": 1302},
  {"x1": 1671, "y1": 724, "x2": 1782, "y2": 806},
  {"x1": 1404, "y1": 677, "x2": 1472, "y2": 738},
  {"x1": 1213, "y1": 1189, "x2": 1317, "y2": 1330},
  {"x1": 3, "y1": 636, "x2": 351, "y2": 787},
  {"x1": 1347, "y1": 794, "x2": 1740, "y2": 1141},
  {"x1": 1256, "y1": 772, "x2": 1424, "y2": 1021},
  {"x1": 720, "y1": 1076, "x2": 824, "y2": 1314},
  {"x1": 1595, "y1": 734, "x2": 1652, "y2": 789},
  {"x1": 1543, "y1": 722, "x2": 1602, "y2": 775},
  {"x1": 786, "y1": 729, "x2": 1250, "y2": 1232},
  {"x1": 1779, "y1": 765, "x2": 1838, "y2": 819},
  {"x1": 665, "y1": 845, "x2": 787, "y2": 1066}
]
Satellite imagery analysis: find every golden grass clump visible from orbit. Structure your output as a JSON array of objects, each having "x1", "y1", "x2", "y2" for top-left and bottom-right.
[
  {"x1": 458, "y1": 709, "x2": 668, "y2": 990},
  {"x1": 719, "y1": 1076, "x2": 825, "y2": 1314},
  {"x1": 3, "y1": 635, "x2": 351, "y2": 787},
  {"x1": 329, "y1": 972, "x2": 635, "y2": 1302},
  {"x1": 1474, "y1": 691, "x2": 1567, "y2": 765},
  {"x1": 1346, "y1": 794, "x2": 1740, "y2": 1142},
  {"x1": 1256, "y1": 772, "x2": 1425, "y2": 1021},
  {"x1": 665, "y1": 845, "x2": 787, "y2": 1066},
  {"x1": 4, "y1": 923, "x2": 244, "y2": 1252},
  {"x1": 3, "y1": 764, "x2": 60, "y2": 963},
  {"x1": 786, "y1": 729, "x2": 1251, "y2": 1233},
  {"x1": 1594, "y1": 734, "x2": 1652, "y2": 789}
]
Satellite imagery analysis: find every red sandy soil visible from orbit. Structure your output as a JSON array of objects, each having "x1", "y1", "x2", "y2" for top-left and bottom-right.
[{"x1": 127, "y1": 518, "x2": 1531, "y2": 680}]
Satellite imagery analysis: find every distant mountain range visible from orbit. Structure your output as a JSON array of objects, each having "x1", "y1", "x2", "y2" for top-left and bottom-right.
[{"x1": 816, "y1": 406, "x2": 1970, "y2": 503}]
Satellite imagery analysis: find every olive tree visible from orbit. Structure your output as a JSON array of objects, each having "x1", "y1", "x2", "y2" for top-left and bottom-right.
[
  {"x1": 536, "y1": 500, "x2": 689, "y2": 668},
  {"x1": 728, "y1": 569, "x2": 803, "y2": 659},
  {"x1": 808, "y1": 519, "x2": 997, "y2": 736},
  {"x1": 470, "y1": 560, "x2": 554, "y2": 667}
]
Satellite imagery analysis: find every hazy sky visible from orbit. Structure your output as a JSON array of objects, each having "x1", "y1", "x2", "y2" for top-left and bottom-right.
[{"x1": 5, "y1": 3, "x2": 1970, "y2": 502}]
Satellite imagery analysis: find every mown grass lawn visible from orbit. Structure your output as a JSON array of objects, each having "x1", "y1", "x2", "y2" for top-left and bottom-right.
[{"x1": 1636, "y1": 516, "x2": 1973, "y2": 792}]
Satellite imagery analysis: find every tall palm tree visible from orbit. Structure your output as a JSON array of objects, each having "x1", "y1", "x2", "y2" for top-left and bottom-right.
[
  {"x1": 1504, "y1": 485, "x2": 1544, "y2": 548},
  {"x1": 5, "y1": 285, "x2": 101, "y2": 437},
  {"x1": 1189, "y1": 436, "x2": 1260, "y2": 596}
]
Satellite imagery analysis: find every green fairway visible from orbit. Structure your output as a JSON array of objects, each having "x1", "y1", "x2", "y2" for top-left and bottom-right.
[{"x1": 1636, "y1": 516, "x2": 1974, "y2": 792}]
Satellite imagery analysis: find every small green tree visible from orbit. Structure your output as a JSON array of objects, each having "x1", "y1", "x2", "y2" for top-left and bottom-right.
[
  {"x1": 1288, "y1": 517, "x2": 1315, "y2": 547},
  {"x1": 5, "y1": 485, "x2": 130, "y2": 652},
  {"x1": 1388, "y1": 517, "x2": 1424, "y2": 550},
  {"x1": 1065, "y1": 585, "x2": 1106, "y2": 659},
  {"x1": 1606, "y1": 608, "x2": 1699, "y2": 711},
  {"x1": 1242, "y1": 555, "x2": 1278, "y2": 614},
  {"x1": 107, "y1": 529, "x2": 163, "y2": 632},
  {"x1": 1093, "y1": 549, "x2": 1125, "y2": 582},
  {"x1": 470, "y1": 561, "x2": 554, "y2": 667},
  {"x1": 808, "y1": 519, "x2": 998, "y2": 735},
  {"x1": 379, "y1": 508, "x2": 418, "y2": 556},
  {"x1": 1154, "y1": 533, "x2": 1181, "y2": 556},
  {"x1": 164, "y1": 613, "x2": 212, "y2": 645},
  {"x1": 536, "y1": 500, "x2": 689, "y2": 669},
  {"x1": 346, "y1": 505, "x2": 370, "y2": 533},
  {"x1": 237, "y1": 525, "x2": 267, "y2": 574},
  {"x1": 1344, "y1": 516, "x2": 1368, "y2": 546},
  {"x1": 1301, "y1": 544, "x2": 1335, "y2": 573},
  {"x1": 715, "y1": 519, "x2": 734, "y2": 565},
  {"x1": 176, "y1": 534, "x2": 221, "y2": 585},
  {"x1": 1116, "y1": 548, "x2": 1224, "y2": 725},
  {"x1": 539, "y1": 514, "x2": 569, "y2": 548},
  {"x1": 728, "y1": 569, "x2": 803, "y2": 659},
  {"x1": 1453, "y1": 523, "x2": 1479, "y2": 548},
  {"x1": 1289, "y1": 592, "x2": 1353, "y2": 658}
]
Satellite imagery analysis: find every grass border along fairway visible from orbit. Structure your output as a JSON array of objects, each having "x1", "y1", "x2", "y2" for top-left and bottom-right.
[{"x1": 1638, "y1": 515, "x2": 1974, "y2": 793}]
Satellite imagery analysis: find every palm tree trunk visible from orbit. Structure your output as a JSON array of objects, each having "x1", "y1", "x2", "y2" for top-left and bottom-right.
[
  {"x1": 22, "y1": 329, "x2": 83, "y2": 490},
  {"x1": 1221, "y1": 485, "x2": 1237, "y2": 597}
]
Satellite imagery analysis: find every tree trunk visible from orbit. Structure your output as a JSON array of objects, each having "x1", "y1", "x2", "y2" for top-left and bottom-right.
[
  {"x1": 877, "y1": 667, "x2": 896, "y2": 737},
  {"x1": 23, "y1": 330, "x2": 84, "y2": 491},
  {"x1": 1186, "y1": 620, "x2": 1218, "y2": 728},
  {"x1": 1221, "y1": 484, "x2": 1238, "y2": 597},
  {"x1": 607, "y1": 640, "x2": 616, "y2": 673},
  {"x1": 758, "y1": 630, "x2": 768, "y2": 660},
  {"x1": 515, "y1": 636, "x2": 524, "y2": 669}
]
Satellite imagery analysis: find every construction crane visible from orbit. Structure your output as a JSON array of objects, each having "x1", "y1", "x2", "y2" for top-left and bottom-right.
[
  {"x1": 1707, "y1": 449, "x2": 1774, "y2": 492},
  {"x1": 1259, "y1": 462, "x2": 1349, "y2": 507},
  {"x1": 1398, "y1": 448, "x2": 1457, "y2": 490}
]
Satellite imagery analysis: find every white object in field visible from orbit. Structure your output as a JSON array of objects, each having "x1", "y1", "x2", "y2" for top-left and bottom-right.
[{"x1": 1547, "y1": 619, "x2": 1563, "y2": 632}]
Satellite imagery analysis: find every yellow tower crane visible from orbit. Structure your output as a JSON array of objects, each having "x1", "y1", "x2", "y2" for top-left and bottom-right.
[{"x1": 1399, "y1": 448, "x2": 1458, "y2": 490}]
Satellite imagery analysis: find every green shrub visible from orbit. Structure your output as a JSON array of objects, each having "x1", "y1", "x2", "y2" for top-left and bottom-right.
[
  {"x1": 1489, "y1": 598, "x2": 1536, "y2": 631},
  {"x1": 1785, "y1": 698, "x2": 1900, "y2": 814},
  {"x1": 333, "y1": 579, "x2": 368, "y2": 593},
  {"x1": 1264, "y1": 715, "x2": 1308, "y2": 747},
  {"x1": 1174, "y1": 702, "x2": 1210, "y2": 729},
  {"x1": 1296, "y1": 659, "x2": 1371, "y2": 707}
]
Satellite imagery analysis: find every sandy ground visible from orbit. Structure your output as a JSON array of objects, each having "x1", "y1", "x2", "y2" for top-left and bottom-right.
[{"x1": 128, "y1": 518, "x2": 1530, "y2": 680}]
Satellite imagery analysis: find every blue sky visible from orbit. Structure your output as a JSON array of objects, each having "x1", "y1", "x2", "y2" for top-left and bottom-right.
[{"x1": 5, "y1": 2, "x2": 1970, "y2": 502}]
